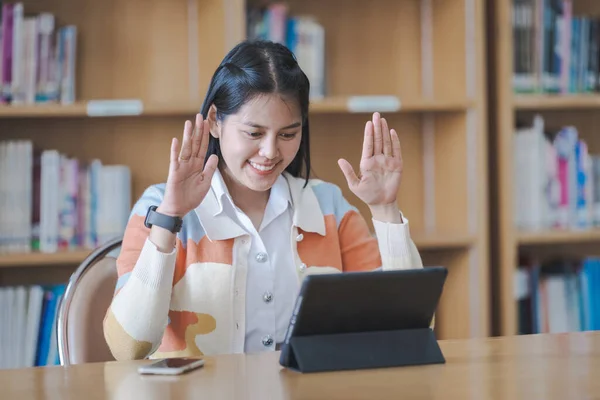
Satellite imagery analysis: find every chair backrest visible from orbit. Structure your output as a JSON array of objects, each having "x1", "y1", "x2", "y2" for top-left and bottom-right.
[{"x1": 57, "y1": 237, "x2": 122, "y2": 366}]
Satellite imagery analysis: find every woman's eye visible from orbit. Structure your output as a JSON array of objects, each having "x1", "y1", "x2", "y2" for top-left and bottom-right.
[
  {"x1": 280, "y1": 132, "x2": 297, "y2": 140},
  {"x1": 245, "y1": 131, "x2": 262, "y2": 138}
]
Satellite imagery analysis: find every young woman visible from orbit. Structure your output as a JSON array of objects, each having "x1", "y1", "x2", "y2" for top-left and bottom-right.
[{"x1": 103, "y1": 40, "x2": 423, "y2": 360}]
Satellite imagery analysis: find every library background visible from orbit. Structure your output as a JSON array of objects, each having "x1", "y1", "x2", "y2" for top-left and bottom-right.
[{"x1": 0, "y1": 0, "x2": 595, "y2": 370}]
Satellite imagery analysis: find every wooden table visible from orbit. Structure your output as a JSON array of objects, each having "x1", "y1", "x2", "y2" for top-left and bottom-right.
[{"x1": 3, "y1": 332, "x2": 600, "y2": 399}]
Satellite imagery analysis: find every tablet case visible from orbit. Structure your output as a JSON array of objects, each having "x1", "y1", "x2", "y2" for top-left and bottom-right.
[{"x1": 279, "y1": 267, "x2": 447, "y2": 373}]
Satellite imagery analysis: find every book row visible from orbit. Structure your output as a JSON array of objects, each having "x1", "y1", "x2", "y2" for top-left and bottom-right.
[
  {"x1": 0, "y1": 2, "x2": 77, "y2": 105},
  {"x1": 0, "y1": 140, "x2": 131, "y2": 254},
  {"x1": 514, "y1": 115, "x2": 600, "y2": 231},
  {"x1": 516, "y1": 256, "x2": 600, "y2": 334},
  {"x1": 247, "y1": 2, "x2": 325, "y2": 100},
  {"x1": 0, "y1": 283, "x2": 65, "y2": 369},
  {"x1": 512, "y1": 0, "x2": 600, "y2": 94}
]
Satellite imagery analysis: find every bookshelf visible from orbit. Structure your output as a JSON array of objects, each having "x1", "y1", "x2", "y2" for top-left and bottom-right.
[
  {"x1": 489, "y1": 0, "x2": 600, "y2": 336},
  {"x1": 0, "y1": 0, "x2": 490, "y2": 368}
]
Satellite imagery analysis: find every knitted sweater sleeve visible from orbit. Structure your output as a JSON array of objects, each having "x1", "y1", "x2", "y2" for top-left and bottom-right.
[{"x1": 103, "y1": 185, "x2": 178, "y2": 360}]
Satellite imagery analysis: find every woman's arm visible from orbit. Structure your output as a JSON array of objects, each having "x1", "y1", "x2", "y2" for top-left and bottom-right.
[
  {"x1": 370, "y1": 204, "x2": 423, "y2": 270},
  {"x1": 103, "y1": 186, "x2": 179, "y2": 360},
  {"x1": 337, "y1": 204, "x2": 423, "y2": 272}
]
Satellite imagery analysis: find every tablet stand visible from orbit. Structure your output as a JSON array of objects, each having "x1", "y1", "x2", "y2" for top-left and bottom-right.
[{"x1": 285, "y1": 328, "x2": 445, "y2": 373}]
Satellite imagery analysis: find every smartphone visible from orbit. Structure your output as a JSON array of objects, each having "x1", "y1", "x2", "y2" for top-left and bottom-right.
[{"x1": 137, "y1": 357, "x2": 205, "y2": 375}]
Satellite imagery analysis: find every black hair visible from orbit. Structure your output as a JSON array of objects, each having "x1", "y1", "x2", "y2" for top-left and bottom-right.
[{"x1": 200, "y1": 40, "x2": 311, "y2": 186}]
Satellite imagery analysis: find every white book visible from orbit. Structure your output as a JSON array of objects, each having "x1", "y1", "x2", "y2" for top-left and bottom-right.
[
  {"x1": 23, "y1": 17, "x2": 38, "y2": 104},
  {"x1": 0, "y1": 288, "x2": 6, "y2": 369},
  {"x1": 546, "y1": 276, "x2": 569, "y2": 333},
  {"x1": 14, "y1": 286, "x2": 27, "y2": 368},
  {"x1": 40, "y1": 150, "x2": 61, "y2": 253},
  {"x1": 6, "y1": 141, "x2": 16, "y2": 251},
  {"x1": 36, "y1": 13, "x2": 56, "y2": 102},
  {"x1": 24, "y1": 286, "x2": 44, "y2": 367},
  {"x1": 10, "y1": 3, "x2": 24, "y2": 104},
  {"x1": 514, "y1": 116, "x2": 548, "y2": 231},
  {"x1": 0, "y1": 142, "x2": 6, "y2": 252},
  {"x1": 24, "y1": 141, "x2": 33, "y2": 252},
  {"x1": 6, "y1": 287, "x2": 15, "y2": 368}
]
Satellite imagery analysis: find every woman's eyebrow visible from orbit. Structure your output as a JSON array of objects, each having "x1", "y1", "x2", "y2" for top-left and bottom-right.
[{"x1": 242, "y1": 121, "x2": 301, "y2": 129}]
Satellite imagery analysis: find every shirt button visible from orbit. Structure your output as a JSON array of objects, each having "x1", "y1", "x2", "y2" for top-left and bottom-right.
[
  {"x1": 296, "y1": 233, "x2": 304, "y2": 242},
  {"x1": 299, "y1": 263, "x2": 307, "y2": 271},
  {"x1": 255, "y1": 252, "x2": 268, "y2": 263},
  {"x1": 263, "y1": 291, "x2": 273, "y2": 303},
  {"x1": 262, "y1": 335, "x2": 274, "y2": 347}
]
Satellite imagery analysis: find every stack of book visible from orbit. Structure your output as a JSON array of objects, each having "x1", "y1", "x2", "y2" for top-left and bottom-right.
[
  {"x1": 516, "y1": 256, "x2": 600, "y2": 334},
  {"x1": 514, "y1": 115, "x2": 600, "y2": 231},
  {"x1": 247, "y1": 2, "x2": 325, "y2": 100},
  {"x1": 0, "y1": 283, "x2": 65, "y2": 369},
  {"x1": 0, "y1": 2, "x2": 77, "y2": 105},
  {"x1": 0, "y1": 139, "x2": 132, "y2": 254},
  {"x1": 512, "y1": 0, "x2": 600, "y2": 94}
]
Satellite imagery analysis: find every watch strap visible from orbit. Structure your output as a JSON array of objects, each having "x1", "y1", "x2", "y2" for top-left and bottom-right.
[{"x1": 144, "y1": 205, "x2": 183, "y2": 233}]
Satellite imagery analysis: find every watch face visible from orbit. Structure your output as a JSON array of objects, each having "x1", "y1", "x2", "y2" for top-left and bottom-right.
[{"x1": 144, "y1": 205, "x2": 158, "y2": 229}]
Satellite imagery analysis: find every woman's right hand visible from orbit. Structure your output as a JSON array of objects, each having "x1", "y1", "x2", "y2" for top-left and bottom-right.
[{"x1": 157, "y1": 114, "x2": 219, "y2": 218}]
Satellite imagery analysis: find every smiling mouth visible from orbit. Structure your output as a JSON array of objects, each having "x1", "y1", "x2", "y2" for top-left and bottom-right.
[{"x1": 248, "y1": 161, "x2": 277, "y2": 172}]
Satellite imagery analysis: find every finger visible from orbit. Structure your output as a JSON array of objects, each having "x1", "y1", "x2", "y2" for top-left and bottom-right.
[
  {"x1": 197, "y1": 120, "x2": 210, "y2": 161},
  {"x1": 337, "y1": 159, "x2": 360, "y2": 189},
  {"x1": 191, "y1": 114, "x2": 202, "y2": 158},
  {"x1": 361, "y1": 121, "x2": 374, "y2": 159},
  {"x1": 391, "y1": 129, "x2": 402, "y2": 161},
  {"x1": 170, "y1": 137, "x2": 180, "y2": 172},
  {"x1": 179, "y1": 120, "x2": 193, "y2": 161},
  {"x1": 372, "y1": 112, "x2": 383, "y2": 155},
  {"x1": 202, "y1": 154, "x2": 219, "y2": 181},
  {"x1": 381, "y1": 117, "x2": 392, "y2": 157}
]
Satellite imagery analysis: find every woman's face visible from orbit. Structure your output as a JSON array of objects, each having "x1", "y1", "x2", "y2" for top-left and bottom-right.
[{"x1": 210, "y1": 93, "x2": 303, "y2": 193}]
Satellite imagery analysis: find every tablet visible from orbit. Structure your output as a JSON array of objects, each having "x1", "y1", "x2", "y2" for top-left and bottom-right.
[{"x1": 279, "y1": 266, "x2": 448, "y2": 371}]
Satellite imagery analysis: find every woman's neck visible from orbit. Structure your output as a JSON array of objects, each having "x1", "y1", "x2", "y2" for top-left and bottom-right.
[{"x1": 220, "y1": 167, "x2": 270, "y2": 226}]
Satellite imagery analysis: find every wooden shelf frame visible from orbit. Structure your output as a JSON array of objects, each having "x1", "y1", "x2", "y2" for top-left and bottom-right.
[
  {"x1": 514, "y1": 94, "x2": 600, "y2": 110},
  {"x1": 0, "y1": 232, "x2": 476, "y2": 270},
  {"x1": 0, "y1": 0, "x2": 490, "y2": 341},
  {"x1": 0, "y1": 98, "x2": 474, "y2": 118},
  {"x1": 0, "y1": 249, "x2": 92, "y2": 268},
  {"x1": 518, "y1": 229, "x2": 600, "y2": 246},
  {"x1": 488, "y1": 0, "x2": 600, "y2": 336}
]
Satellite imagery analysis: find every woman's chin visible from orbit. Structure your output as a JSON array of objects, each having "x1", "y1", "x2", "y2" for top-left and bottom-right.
[{"x1": 242, "y1": 163, "x2": 280, "y2": 191}]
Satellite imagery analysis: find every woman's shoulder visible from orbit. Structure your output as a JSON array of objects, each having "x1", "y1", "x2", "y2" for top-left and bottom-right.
[{"x1": 129, "y1": 183, "x2": 167, "y2": 217}]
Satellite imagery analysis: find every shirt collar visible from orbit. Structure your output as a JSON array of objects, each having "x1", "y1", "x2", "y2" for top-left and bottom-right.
[
  {"x1": 194, "y1": 169, "x2": 247, "y2": 241},
  {"x1": 194, "y1": 169, "x2": 327, "y2": 241},
  {"x1": 283, "y1": 172, "x2": 326, "y2": 236}
]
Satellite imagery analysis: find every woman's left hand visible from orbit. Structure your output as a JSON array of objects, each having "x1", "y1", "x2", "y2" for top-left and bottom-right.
[{"x1": 338, "y1": 112, "x2": 403, "y2": 222}]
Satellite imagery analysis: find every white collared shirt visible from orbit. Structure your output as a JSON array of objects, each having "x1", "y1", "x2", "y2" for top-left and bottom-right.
[{"x1": 211, "y1": 169, "x2": 299, "y2": 353}]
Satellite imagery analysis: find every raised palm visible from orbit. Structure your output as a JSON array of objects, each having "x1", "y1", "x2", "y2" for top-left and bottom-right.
[
  {"x1": 159, "y1": 114, "x2": 219, "y2": 217},
  {"x1": 338, "y1": 112, "x2": 403, "y2": 206}
]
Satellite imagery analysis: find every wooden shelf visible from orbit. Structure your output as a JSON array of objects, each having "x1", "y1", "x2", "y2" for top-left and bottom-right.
[
  {"x1": 518, "y1": 229, "x2": 600, "y2": 246},
  {"x1": 310, "y1": 97, "x2": 474, "y2": 113},
  {"x1": 0, "y1": 233, "x2": 473, "y2": 270},
  {"x1": 0, "y1": 0, "x2": 490, "y2": 342},
  {"x1": 0, "y1": 249, "x2": 92, "y2": 268},
  {"x1": 0, "y1": 101, "x2": 200, "y2": 118},
  {"x1": 514, "y1": 94, "x2": 600, "y2": 110},
  {"x1": 490, "y1": 0, "x2": 600, "y2": 336},
  {"x1": 0, "y1": 97, "x2": 473, "y2": 119}
]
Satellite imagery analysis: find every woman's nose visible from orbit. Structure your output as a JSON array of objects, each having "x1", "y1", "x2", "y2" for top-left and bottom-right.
[{"x1": 259, "y1": 137, "x2": 278, "y2": 159}]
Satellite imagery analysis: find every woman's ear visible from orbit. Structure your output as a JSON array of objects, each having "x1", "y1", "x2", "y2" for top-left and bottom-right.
[{"x1": 207, "y1": 104, "x2": 220, "y2": 139}]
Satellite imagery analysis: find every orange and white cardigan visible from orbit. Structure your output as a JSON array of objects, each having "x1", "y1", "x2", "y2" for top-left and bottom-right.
[{"x1": 103, "y1": 172, "x2": 424, "y2": 360}]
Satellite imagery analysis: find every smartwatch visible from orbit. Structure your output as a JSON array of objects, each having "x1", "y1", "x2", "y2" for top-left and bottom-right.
[{"x1": 144, "y1": 205, "x2": 183, "y2": 233}]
